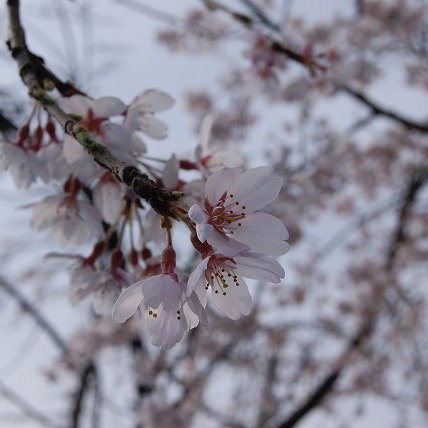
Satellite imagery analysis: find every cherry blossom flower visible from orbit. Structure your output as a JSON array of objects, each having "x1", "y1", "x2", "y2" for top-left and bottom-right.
[
  {"x1": 31, "y1": 193, "x2": 103, "y2": 245},
  {"x1": 124, "y1": 89, "x2": 174, "y2": 139},
  {"x1": 188, "y1": 251, "x2": 284, "y2": 320},
  {"x1": 112, "y1": 247, "x2": 207, "y2": 349},
  {"x1": 189, "y1": 166, "x2": 289, "y2": 256},
  {"x1": 112, "y1": 275, "x2": 206, "y2": 349},
  {"x1": 0, "y1": 141, "x2": 48, "y2": 188}
]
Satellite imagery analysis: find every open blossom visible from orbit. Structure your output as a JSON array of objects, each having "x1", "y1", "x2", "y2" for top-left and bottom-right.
[
  {"x1": 31, "y1": 194, "x2": 103, "y2": 245},
  {"x1": 112, "y1": 274, "x2": 206, "y2": 349},
  {"x1": 188, "y1": 251, "x2": 285, "y2": 320},
  {"x1": 112, "y1": 247, "x2": 207, "y2": 349},
  {"x1": 189, "y1": 166, "x2": 289, "y2": 256}
]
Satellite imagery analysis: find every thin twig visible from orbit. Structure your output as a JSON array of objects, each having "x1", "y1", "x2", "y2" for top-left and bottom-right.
[
  {"x1": 201, "y1": 0, "x2": 324, "y2": 73},
  {"x1": 0, "y1": 380, "x2": 63, "y2": 428},
  {"x1": 342, "y1": 85, "x2": 428, "y2": 133},
  {"x1": 0, "y1": 275, "x2": 69, "y2": 355},
  {"x1": 275, "y1": 320, "x2": 373, "y2": 428}
]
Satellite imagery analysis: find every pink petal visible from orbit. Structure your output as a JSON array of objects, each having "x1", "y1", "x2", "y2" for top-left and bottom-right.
[
  {"x1": 162, "y1": 154, "x2": 179, "y2": 189},
  {"x1": 141, "y1": 274, "x2": 183, "y2": 311},
  {"x1": 138, "y1": 116, "x2": 168, "y2": 139},
  {"x1": 92, "y1": 96, "x2": 126, "y2": 117},
  {"x1": 211, "y1": 277, "x2": 252, "y2": 320},
  {"x1": 57, "y1": 95, "x2": 92, "y2": 116},
  {"x1": 227, "y1": 166, "x2": 283, "y2": 212},
  {"x1": 112, "y1": 282, "x2": 144, "y2": 323},
  {"x1": 134, "y1": 89, "x2": 174, "y2": 113},
  {"x1": 145, "y1": 306, "x2": 187, "y2": 350},
  {"x1": 230, "y1": 212, "x2": 289, "y2": 256},
  {"x1": 205, "y1": 167, "x2": 240, "y2": 206},
  {"x1": 187, "y1": 257, "x2": 210, "y2": 295},
  {"x1": 233, "y1": 254, "x2": 285, "y2": 283}
]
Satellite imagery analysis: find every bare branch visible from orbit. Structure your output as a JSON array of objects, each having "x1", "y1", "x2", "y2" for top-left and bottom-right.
[
  {"x1": 342, "y1": 85, "x2": 428, "y2": 133},
  {"x1": 275, "y1": 321, "x2": 373, "y2": 428},
  {"x1": 0, "y1": 275, "x2": 69, "y2": 355},
  {"x1": 201, "y1": 0, "x2": 324, "y2": 73},
  {"x1": 0, "y1": 380, "x2": 63, "y2": 428}
]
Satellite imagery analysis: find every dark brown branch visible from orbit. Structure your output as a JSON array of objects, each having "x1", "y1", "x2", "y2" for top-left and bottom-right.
[
  {"x1": 238, "y1": 0, "x2": 280, "y2": 32},
  {"x1": 6, "y1": 0, "x2": 183, "y2": 217},
  {"x1": 385, "y1": 167, "x2": 428, "y2": 270},
  {"x1": 275, "y1": 321, "x2": 373, "y2": 428},
  {"x1": 201, "y1": 0, "x2": 325, "y2": 73},
  {"x1": 0, "y1": 275, "x2": 68, "y2": 355},
  {"x1": 0, "y1": 380, "x2": 63, "y2": 428},
  {"x1": 71, "y1": 362, "x2": 97, "y2": 428},
  {"x1": 342, "y1": 86, "x2": 428, "y2": 133}
]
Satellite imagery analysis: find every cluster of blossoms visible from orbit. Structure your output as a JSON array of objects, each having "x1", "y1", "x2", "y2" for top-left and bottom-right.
[
  {"x1": 113, "y1": 166, "x2": 289, "y2": 349},
  {"x1": 0, "y1": 87, "x2": 288, "y2": 350}
]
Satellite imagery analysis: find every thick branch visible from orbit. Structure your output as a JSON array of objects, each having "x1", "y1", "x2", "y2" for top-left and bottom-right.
[
  {"x1": 6, "y1": 0, "x2": 182, "y2": 217},
  {"x1": 342, "y1": 86, "x2": 428, "y2": 133}
]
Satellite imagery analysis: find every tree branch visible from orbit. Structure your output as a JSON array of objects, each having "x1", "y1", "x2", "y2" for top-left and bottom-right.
[
  {"x1": 6, "y1": 0, "x2": 183, "y2": 217},
  {"x1": 385, "y1": 167, "x2": 428, "y2": 270},
  {"x1": 342, "y1": 85, "x2": 428, "y2": 133},
  {"x1": 71, "y1": 362, "x2": 97, "y2": 428},
  {"x1": 275, "y1": 321, "x2": 373, "y2": 428},
  {"x1": 201, "y1": 0, "x2": 324, "y2": 73},
  {"x1": 0, "y1": 275, "x2": 69, "y2": 355},
  {"x1": 0, "y1": 380, "x2": 63, "y2": 428}
]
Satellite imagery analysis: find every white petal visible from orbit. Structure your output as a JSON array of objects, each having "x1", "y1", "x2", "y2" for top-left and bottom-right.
[
  {"x1": 233, "y1": 254, "x2": 285, "y2": 283},
  {"x1": 228, "y1": 166, "x2": 283, "y2": 212},
  {"x1": 57, "y1": 95, "x2": 92, "y2": 116},
  {"x1": 187, "y1": 291, "x2": 209, "y2": 327},
  {"x1": 206, "y1": 229, "x2": 250, "y2": 256},
  {"x1": 187, "y1": 257, "x2": 210, "y2": 295},
  {"x1": 133, "y1": 89, "x2": 174, "y2": 113},
  {"x1": 92, "y1": 96, "x2": 126, "y2": 117},
  {"x1": 230, "y1": 212, "x2": 289, "y2": 256},
  {"x1": 112, "y1": 282, "x2": 144, "y2": 323},
  {"x1": 141, "y1": 274, "x2": 182, "y2": 311},
  {"x1": 196, "y1": 223, "x2": 215, "y2": 243},
  {"x1": 188, "y1": 204, "x2": 205, "y2": 224},
  {"x1": 63, "y1": 134, "x2": 84, "y2": 164},
  {"x1": 205, "y1": 167, "x2": 240, "y2": 206},
  {"x1": 162, "y1": 154, "x2": 179, "y2": 189},
  {"x1": 93, "y1": 181, "x2": 124, "y2": 224},
  {"x1": 199, "y1": 114, "x2": 214, "y2": 149},
  {"x1": 138, "y1": 116, "x2": 168, "y2": 139},
  {"x1": 211, "y1": 277, "x2": 252, "y2": 320},
  {"x1": 145, "y1": 306, "x2": 187, "y2": 350}
]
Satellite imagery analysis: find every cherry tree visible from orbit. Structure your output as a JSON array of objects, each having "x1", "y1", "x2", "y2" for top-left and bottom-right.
[{"x1": 0, "y1": 0, "x2": 427, "y2": 427}]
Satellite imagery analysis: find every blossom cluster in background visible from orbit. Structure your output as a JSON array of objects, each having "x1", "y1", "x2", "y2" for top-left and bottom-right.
[{"x1": 0, "y1": 88, "x2": 289, "y2": 349}]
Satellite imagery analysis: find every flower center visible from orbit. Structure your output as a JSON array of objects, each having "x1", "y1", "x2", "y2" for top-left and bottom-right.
[
  {"x1": 205, "y1": 261, "x2": 241, "y2": 296},
  {"x1": 209, "y1": 193, "x2": 246, "y2": 232}
]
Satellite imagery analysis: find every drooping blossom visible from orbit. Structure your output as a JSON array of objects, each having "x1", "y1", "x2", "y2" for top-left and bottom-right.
[
  {"x1": 0, "y1": 141, "x2": 48, "y2": 188},
  {"x1": 31, "y1": 193, "x2": 103, "y2": 245},
  {"x1": 112, "y1": 246, "x2": 207, "y2": 349},
  {"x1": 188, "y1": 251, "x2": 285, "y2": 320},
  {"x1": 189, "y1": 166, "x2": 289, "y2": 256}
]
